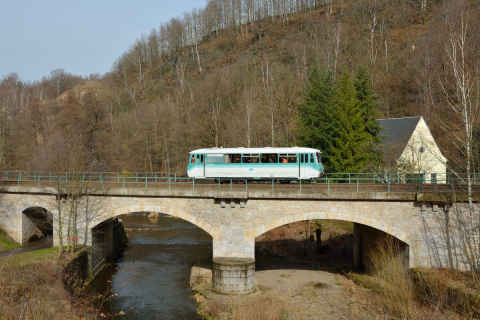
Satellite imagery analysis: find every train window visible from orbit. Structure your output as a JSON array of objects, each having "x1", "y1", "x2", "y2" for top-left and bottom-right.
[
  {"x1": 300, "y1": 154, "x2": 304, "y2": 163},
  {"x1": 201, "y1": 155, "x2": 204, "y2": 163},
  {"x1": 225, "y1": 154, "x2": 242, "y2": 163},
  {"x1": 190, "y1": 154, "x2": 195, "y2": 164},
  {"x1": 206, "y1": 154, "x2": 223, "y2": 163},
  {"x1": 242, "y1": 154, "x2": 259, "y2": 163},
  {"x1": 316, "y1": 152, "x2": 322, "y2": 164},
  {"x1": 261, "y1": 153, "x2": 278, "y2": 163},
  {"x1": 310, "y1": 154, "x2": 314, "y2": 163}
]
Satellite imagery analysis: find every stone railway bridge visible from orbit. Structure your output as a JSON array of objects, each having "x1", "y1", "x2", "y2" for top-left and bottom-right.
[{"x1": 0, "y1": 185, "x2": 475, "y2": 294}]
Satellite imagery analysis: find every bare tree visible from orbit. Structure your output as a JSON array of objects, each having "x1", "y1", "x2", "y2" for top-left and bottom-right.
[{"x1": 438, "y1": 3, "x2": 479, "y2": 269}]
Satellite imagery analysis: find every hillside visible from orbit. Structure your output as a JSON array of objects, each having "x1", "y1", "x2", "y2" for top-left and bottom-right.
[{"x1": 0, "y1": 0, "x2": 478, "y2": 172}]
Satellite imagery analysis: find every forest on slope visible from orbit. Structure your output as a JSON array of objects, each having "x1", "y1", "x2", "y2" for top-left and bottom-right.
[{"x1": 0, "y1": 0, "x2": 479, "y2": 173}]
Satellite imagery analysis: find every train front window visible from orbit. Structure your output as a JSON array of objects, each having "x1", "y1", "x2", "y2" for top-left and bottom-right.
[
  {"x1": 242, "y1": 154, "x2": 259, "y2": 163},
  {"x1": 261, "y1": 153, "x2": 278, "y2": 163},
  {"x1": 316, "y1": 152, "x2": 322, "y2": 164}
]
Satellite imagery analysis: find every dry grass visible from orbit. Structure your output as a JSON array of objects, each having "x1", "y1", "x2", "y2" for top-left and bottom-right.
[
  {"x1": 369, "y1": 235, "x2": 415, "y2": 319},
  {"x1": 412, "y1": 268, "x2": 480, "y2": 318}
]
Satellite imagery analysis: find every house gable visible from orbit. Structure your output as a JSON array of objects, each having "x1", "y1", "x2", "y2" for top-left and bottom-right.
[
  {"x1": 378, "y1": 116, "x2": 447, "y2": 176},
  {"x1": 378, "y1": 117, "x2": 421, "y2": 159}
]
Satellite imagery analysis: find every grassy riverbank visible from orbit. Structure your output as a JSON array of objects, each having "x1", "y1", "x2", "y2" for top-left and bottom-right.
[
  {"x1": 0, "y1": 229, "x2": 21, "y2": 252},
  {"x1": 0, "y1": 247, "x2": 110, "y2": 319}
]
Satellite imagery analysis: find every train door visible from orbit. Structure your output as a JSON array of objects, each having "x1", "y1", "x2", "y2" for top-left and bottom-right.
[
  {"x1": 196, "y1": 154, "x2": 205, "y2": 177},
  {"x1": 299, "y1": 153, "x2": 312, "y2": 178},
  {"x1": 299, "y1": 153, "x2": 305, "y2": 178}
]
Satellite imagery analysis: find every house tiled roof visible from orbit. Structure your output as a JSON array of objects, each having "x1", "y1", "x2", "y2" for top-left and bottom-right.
[
  {"x1": 378, "y1": 116, "x2": 421, "y2": 157},
  {"x1": 378, "y1": 117, "x2": 421, "y2": 144}
]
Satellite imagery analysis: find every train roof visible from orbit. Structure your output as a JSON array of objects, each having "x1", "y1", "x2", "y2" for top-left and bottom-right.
[{"x1": 190, "y1": 147, "x2": 321, "y2": 154}]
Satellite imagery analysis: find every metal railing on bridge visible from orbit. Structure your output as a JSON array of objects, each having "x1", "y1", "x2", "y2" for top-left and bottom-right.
[{"x1": 0, "y1": 171, "x2": 478, "y2": 193}]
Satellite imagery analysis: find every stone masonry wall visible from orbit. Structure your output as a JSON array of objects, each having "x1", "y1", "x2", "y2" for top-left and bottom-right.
[{"x1": 0, "y1": 187, "x2": 477, "y2": 270}]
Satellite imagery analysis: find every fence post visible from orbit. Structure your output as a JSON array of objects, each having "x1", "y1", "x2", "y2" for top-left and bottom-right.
[
  {"x1": 146, "y1": 177, "x2": 148, "y2": 189},
  {"x1": 357, "y1": 179, "x2": 359, "y2": 192},
  {"x1": 230, "y1": 179, "x2": 232, "y2": 191},
  {"x1": 123, "y1": 177, "x2": 125, "y2": 188},
  {"x1": 193, "y1": 178, "x2": 195, "y2": 190},
  {"x1": 300, "y1": 179, "x2": 302, "y2": 191},
  {"x1": 118, "y1": 172, "x2": 120, "y2": 182},
  {"x1": 272, "y1": 179, "x2": 274, "y2": 191},
  {"x1": 101, "y1": 174, "x2": 103, "y2": 188},
  {"x1": 327, "y1": 178, "x2": 330, "y2": 192},
  {"x1": 245, "y1": 179, "x2": 247, "y2": 191},
  {"x1": 175, "y1": 173, "x2": 177, "y2": 183},
  {"x1": 388, "y1": 179, "x2": 390, "y2": 192},
  {"x1": 169, "y1": 178, "x2": 171, "y2": 189}
]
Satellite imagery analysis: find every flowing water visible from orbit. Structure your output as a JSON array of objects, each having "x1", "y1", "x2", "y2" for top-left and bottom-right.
[{"x1": 92, "y1": 213, "x2": 212, "y2": 319}]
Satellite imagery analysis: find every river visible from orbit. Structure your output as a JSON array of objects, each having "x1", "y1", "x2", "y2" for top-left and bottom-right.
[{"x1": 92, "y1": 213, "x2": 212, "y2": 319}]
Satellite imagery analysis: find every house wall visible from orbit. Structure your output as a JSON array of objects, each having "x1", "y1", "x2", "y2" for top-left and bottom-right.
[{"x1": 398, "y1": 118, "x2": 447, "y2": 183}]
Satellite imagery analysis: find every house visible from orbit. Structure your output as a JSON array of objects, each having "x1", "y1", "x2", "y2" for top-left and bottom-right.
[{"x1": 378, "y1": 116, "x2": 447, "y2": 183}]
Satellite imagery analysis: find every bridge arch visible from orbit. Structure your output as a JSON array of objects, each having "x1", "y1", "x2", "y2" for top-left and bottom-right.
[
  {"x1": 105, "y1": 205, "x2": 221, "y2": 240},
  {"x1": 249, "y1": 211, "x2": 410, "y2": 245}
]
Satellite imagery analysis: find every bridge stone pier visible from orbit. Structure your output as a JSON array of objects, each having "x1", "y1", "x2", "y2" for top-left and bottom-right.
[{"x1": 0, "y1": 186, "x2": 477, "y2": 294}]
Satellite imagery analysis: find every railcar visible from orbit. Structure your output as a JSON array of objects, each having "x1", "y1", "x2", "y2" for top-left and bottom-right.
[{"x1": 187, "y1": 147, "x2": 323, "y2": 182}]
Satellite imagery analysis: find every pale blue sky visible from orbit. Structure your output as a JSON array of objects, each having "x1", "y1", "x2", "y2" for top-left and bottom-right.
[{"x1": 0, "y1": 0, "x2": 207, "y2": 82}]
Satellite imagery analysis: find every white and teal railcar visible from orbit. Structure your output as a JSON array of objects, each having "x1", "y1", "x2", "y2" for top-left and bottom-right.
[{"x1": 187, "y1": 147, "x2": 323, "y2": 182}]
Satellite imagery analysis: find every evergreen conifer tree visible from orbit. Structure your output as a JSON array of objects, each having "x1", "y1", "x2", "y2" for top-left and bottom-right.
[
  {"x1": 355, "y1": 64, "x2": 382, "y2": 139},
  {"x1": 329, "y1": 70, "x2": 371, "y2": 174},
  {"x1": 297, "y1": 64, "x2": 335, "y2": 170},
  {"x1": 354, "y1": 64, "x2": 383, "y2": 168}
]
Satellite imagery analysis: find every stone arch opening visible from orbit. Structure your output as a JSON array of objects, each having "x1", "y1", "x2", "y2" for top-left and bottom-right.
[
  {"x1": 252, "y1": 212, "x2": 411, "y2": 272},
  {"x1": 22, "y1": 207, "x2": 53, "y2": 244},
  {"x1": 88, "y1": 206, "x2": 217, "y2": 276}
]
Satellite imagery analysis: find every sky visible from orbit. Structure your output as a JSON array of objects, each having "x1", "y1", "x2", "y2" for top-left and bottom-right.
[{"x1": 0, "y1": 0, "x2": 207, "y2": 82}]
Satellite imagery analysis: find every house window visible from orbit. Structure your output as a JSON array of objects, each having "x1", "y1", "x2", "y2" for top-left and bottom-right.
[{"x1": 431, "y1": 174, "x2": 437, "y2": 184}]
